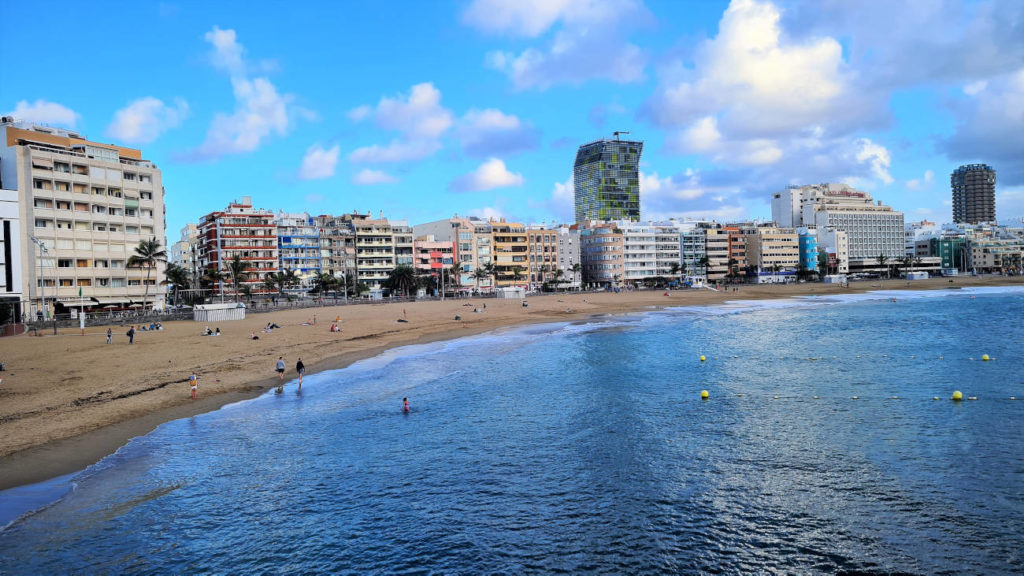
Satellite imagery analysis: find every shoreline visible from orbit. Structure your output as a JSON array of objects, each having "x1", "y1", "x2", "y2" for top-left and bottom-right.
[{"x1": 2, "y1": 276, "x2": 1022, "y2": 491}]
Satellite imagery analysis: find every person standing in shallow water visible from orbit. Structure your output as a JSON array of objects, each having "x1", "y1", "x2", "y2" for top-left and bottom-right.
[
  {"x1": 402, "y1": 397, "x2": 410, "y2": 413},
  {"x1": 189, "y1": 371, "x2": 199, "y2": 400},
  {"x1": 296, "y1": 358, "x2": 305, "y2": 388}
]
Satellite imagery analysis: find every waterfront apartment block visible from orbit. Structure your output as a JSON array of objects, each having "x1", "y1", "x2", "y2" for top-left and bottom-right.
[
  {"x1": 275, "y1": 212, "x2": 321, "y2": 288},
  {"x1": 490, "y1": 219, "x2": 528, "y2": 287},
  {"x1": 554, "y1": 225, "x2": 581, "y2": 290},
  {"x1": 0, "y1": 119, "x2": 167, "y2": 316},
  {"x1": 526, "y1": 226, "x2": 559, "y2": 288},
  {"x1": 798, "y1": 230, "x2": 818, "y2": 272},
  {"x1": 704, "y1": 228, "x2": 730, "y2": 282},
  {"x1": 573, "y1": 137, "x2": 643, "y2": 223},
  {"x1": 744, "y1": 226, "x2": 800, "y2": 282},
  {"x1": 346, "y1": 212, "x2": 396, "y2": 291},
  {"x1": 579, "y1": 221, "x2": 624, "y2": 287},
  {"x1": 951, "y1": 164, "x2": 996, "y2": 224},
  {"x1": 817, "y1": 228, "x2": 850, "y2": 274},
  {"x1": 413, "y1": 215, "x2": 494, "y2": 292},
  {"x1": 313, "y1": 214, "x2": 356, "y2": 281},
  {"x1": 680, "y1": 224, "x2": 710, "y2": 281},
  {"x1": 197, "y1": 197, "x2": 278, "y2": 297},
  {"x1": 412, "y1": 235, "x2": 454, "y2": 275},
  {"x1": 393, "y1": 222, "x2": 414, "y2": 269},
  {"x1": 617, "y1": 220, "x2": 683, "y2": 282}
]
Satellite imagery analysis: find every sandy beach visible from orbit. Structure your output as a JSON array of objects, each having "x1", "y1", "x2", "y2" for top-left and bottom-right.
[{"x1": 1, "y1": 275, "x2": 1021, "y2": 490}]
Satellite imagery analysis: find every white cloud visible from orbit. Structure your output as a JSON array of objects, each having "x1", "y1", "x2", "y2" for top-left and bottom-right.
[
  {"x1": 906, "y1": 169, "x2": 935, "y2": 190},
  {"x1": 455, "y1": 108, "x2": 540, "y2": 157},
  {"x1": 854, "y1": 138, "x2": 893, "y2": 185},
  {"x1": 204, "y1": 26, "x2": 245, "y2": 75},
  {"x1": 942, "y1": 68, "x2": 1024, "y2": 185},
  {"x1": 468, "y1": 0, "x2": 651, "y2": 90},
  {"x1": 106, "y1": 97, "x2": 188, "y2": 144},
  {"x1": 186, "y1": 27, "x2": 306, "y2": 161},
  {"x1": 466, "y1": 206, "x2": 505, "y2": 221},
  {"x1": 7, "y1": 100, "x2": 78, "y2": 128},
  {"x1": 963, "y1": 81, "x2": 987, "y2": 96},
  {"x1": 352, "y1": 168, "x2": 398, "y2": 186},
  {"x1": 347, "y1": 105, "x2": 371, "y2": 122},
  {"x1": 541, "y1": 175, "x2": 575, "y2": 221},
  {"x1": 298, "y1": 143, "x2": 340, "y2": 180},
  {"x1": 449, "y1": 158, "x2": 524, "y2": 192},
  {"x1": 349, "y1": 83, "x2": 453, "y2": 163}
]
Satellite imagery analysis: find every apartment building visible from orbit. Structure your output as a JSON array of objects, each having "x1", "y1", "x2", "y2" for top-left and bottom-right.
[
  {"x1": 817, "y1": 228, "x2": 850, "y2": 274},
  {"x1": 555, "y1": 225, "x2": 581, "y2": 290},
  {"x1": 905, "y1": 220, "x2": 939, "y2": 256},
  {"x1": 412, "y1": 235, "x2": 454, "y2": 275},
  {"x1": 275, "y1": 212, "x2": 321, "y2": 288},
  {"x1": 680, "y1": 224, "x2": 709, "y2": 281},
  {"x1": 490, "y1": 219, "x2": 528, "y2": 287},
  {"x1": 952, "y1": 164, "x2": 996, "y2": 224},
  {"x1": 313, "y1": 214, "x2": 355, "y2": 280},
  {"x1": 197, "y1": 197, "x2": 278, "y2": 297},
  {"x1": 526, "y1": 226, "x2": 559, "y2": 288},
  {"x1": 169, "y1": 222, "x2": 201, "y2": 288},
  {"x1": 414, "y1": 215, "x2": 494, "y2": 293},
  {"x1": 0, "y1": 119, "x2": 167, "y2": 315},
  {"x1": 704, "y1": 228, "x2": 730, "y2": 282},
  {"x1": 744, "y1": 226, "x2": 800, "y2": 282},
  {"x1": 617, "y1": 221, "x2": 683, "y2": 282},
  {"x1": 343, "y1": 212, "x2": 395, "y2": 291},
  {"x1": 392, "y1": 222, "x2": 414, "y2": 268},
  {"x1": 573, "y1": 137, "x2": 643, "y2": 223},
  {"x1": 579, "y1": 221, "x2": 624, "y2": 287}
]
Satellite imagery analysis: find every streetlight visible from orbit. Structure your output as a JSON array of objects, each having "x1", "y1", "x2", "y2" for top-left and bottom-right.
[{"x1": 28, "y1": 236, "x2": 47, "y2": 321}]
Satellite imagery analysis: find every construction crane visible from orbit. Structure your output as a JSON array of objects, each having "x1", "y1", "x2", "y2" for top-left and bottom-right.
[{"x1": 613, "y1": 131, "x2": 630, "y2": 140}]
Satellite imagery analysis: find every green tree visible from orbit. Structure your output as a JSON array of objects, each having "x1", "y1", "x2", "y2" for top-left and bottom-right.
[
  {"x1": 127, "y1": 237, "x2": 166, "y2": 310},
  {"x1": 876, "y1": 254, "x2": 890, "y2": 278},
  {"x1": 473, "y1": 266, "x2": 489, "y2": 292},
  {"x1": 163, "y1": 262, "x2": 191, "y2": 305},
  {"x1": 227, "y1": 255, "x2": 248, "y2": 302},
  {"x1": 817, "y1": 252, "x2": 830, "y2": 276},
  {"x1": 385, "y1": 265, "x2": 417, "y2": 296},
  {"x1": 570, "y1": 263, "x2": 582, "y2": 287},
  {"x1": 511, "y1": 265, "x2": 525, "y2": 285}
]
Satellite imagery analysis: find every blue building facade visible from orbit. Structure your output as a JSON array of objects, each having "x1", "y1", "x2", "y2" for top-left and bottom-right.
[{"x1": 799, "y1": 232, "x2": 818, "y2": 271}]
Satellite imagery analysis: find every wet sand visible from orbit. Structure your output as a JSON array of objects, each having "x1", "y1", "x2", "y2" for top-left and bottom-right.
[{"x1": 2, "y1": 276, "x2": 1021, "y2": 490}]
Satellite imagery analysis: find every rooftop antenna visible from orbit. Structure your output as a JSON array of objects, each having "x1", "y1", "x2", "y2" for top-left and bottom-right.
[{"x1": 613, "y1": 131, "x2": 630, "y2": 141}]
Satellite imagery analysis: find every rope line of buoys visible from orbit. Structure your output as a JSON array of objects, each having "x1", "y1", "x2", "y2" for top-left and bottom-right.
[{"x1": 694, "y1": 390, "x2": 1019, "y2": 401}]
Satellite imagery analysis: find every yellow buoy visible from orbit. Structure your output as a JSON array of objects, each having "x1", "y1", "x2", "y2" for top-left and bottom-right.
[
  {"x1": 700, "y1": 355, "x2": 706, "y2": 362},
  {"x1": 951, "y1": 390, "x2": 963, "y2": 401},
  {"x1": 701, "y1": 390, "x2": 709, "y2": 399},
  {"x1": 982, "y1": 354, "x2": 990, "y2": 361}
]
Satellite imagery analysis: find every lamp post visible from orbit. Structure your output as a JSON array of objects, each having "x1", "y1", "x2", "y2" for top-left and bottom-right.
[{"x1": 29, "y1": 235, "x2": 47, "y2": 320}]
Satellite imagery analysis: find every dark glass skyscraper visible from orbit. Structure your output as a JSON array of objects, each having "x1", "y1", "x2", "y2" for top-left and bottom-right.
[
  {"x1": 951, "y1": 164, "x2": 996, "y2": 224},
  {"x1": 573, "y1": 138, "x2": 643, "y2": 223}
]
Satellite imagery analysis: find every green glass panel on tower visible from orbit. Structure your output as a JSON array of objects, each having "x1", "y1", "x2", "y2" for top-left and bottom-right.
[{"x1": 573, "y1": 138, "x2": 643, "y2": 223}]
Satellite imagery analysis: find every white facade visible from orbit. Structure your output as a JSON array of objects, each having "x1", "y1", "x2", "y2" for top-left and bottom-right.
[
  {"x1": 780, "y1": 183, "x2": 904, "y2": 260},
  {"x1": 817, "y1": 228, "x2": 850, "y2": 274},
  {"x1": 904, "y1": 220, "x2": 939, "y2": 256},
  {"x1": 555, "y1": 226, "x2": 581, "y2": 289},
  {"x1": 0, "y1": 187, "x2": 23, "y2": 321},
  {"x1": 770, "y1": 187, "x2": 801, "y2": 228},
  {"x1": 617, "y1": 220, "x2": 683, "y2": 281},
  {"x1": 1, "y1": 120, "x2": 167, "y2": 315}
]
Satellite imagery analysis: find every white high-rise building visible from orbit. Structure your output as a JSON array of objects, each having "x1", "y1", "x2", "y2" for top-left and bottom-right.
[
  {"x1": 1, "y1": 118, "x2": 167, "y2": 316},
  {"x1": 616, "y1": 220, "x2": 684, "y2": 282},
  {"x1": 774, "y1": 183, "x2": 904, "y2": 260}
]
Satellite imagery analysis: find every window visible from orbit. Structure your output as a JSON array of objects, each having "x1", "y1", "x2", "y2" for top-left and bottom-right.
[
  {"x1": 57, "y1": 239, "x2": 74, "y2": 249},
  {"x1": 140, "y1": 174, "x2": 152, "y2": 184},
  {"x1": 140, "y1": 191, "x2": 152, "y2": 200},
  {"x1": 123, "y1": 172, "x2": 137, "y2": 181},
  {"x1": 97, "y1": 278, "x2": 109, "y2": 287},
  {"x1": 59, "y1": 279, "x2": 74, "y2": 287},
  {"x1": 56, "y1": 220, "x2": 72, "y2": 230},
  {"x1": 125, "y1": 208, "x2": 137, "y2": 217},
  {"x1": 57, "y1": 201, "x2": 71, "y2": 210},
  {"x1": 34, "y1": 179, "x2": 52, "y2": 190},
  {"x1": 128, "y1": 279, "x2": 141, "y2": 286},
  {"x1": 72, "y1": 164, "x2": 88, "y2": 175},
  {"x1": 76, "y1": 279, "x2": 92, "y2": 287},
  {"x1": 76, "y1": 259, "x2": 90, "y2": 268},
  {"x1": 34, "y1": 199, "x2": 53, "y2": 209},
  {"x1": 73, "y1": 183, "x2": 87, "y2": 194},
  {"x1": 55, "y1": 181, "x2": 70, "y2": 192},
  {"x1": 93, "y1": 205, "x2": 106, "y2": 214},
  {"x1": 93, "y1": 224, "x2": 107, "y2": 232},
  {"x1": 126, "y1": 226, "x2": 138, "y2": 234},
  {"x1": 75, "y1": 240, "x2": 91, "y2": 250},
  {"x1": 58, "y1": 259, "x2": 72, "y2": 268},
  {"x1": 111, "y1": 278, "x2": 125, "y2": 288},
  {"x1": 95, "y1": 259, "x2": 108, "y2": 268},
  {"x1": 93, "y1": 187, "x2": 105, "y2": 196},
  {"x1": 54, "y1": 162, "x2": 70, "y2": 173},
  {"x1": 111, "y1": 260, "x2": 125, "y2": 269}
]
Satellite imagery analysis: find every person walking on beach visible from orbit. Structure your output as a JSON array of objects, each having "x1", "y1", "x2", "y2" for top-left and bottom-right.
[
  {"x1": 276, "y1": 357, "x2": 286, "y2": 380},
  {"x1": 296, "y1": 357, "x2": 305, "y2": 388},
  {"x1": 189, "y1": 371, "x2": 199, "y2": 400},
  {"x1": 127, "y1": 326, "x2": 135, "y2": 344},
  {"x1": 106, "y1": 328, "x2": 112, "y2": 344}
]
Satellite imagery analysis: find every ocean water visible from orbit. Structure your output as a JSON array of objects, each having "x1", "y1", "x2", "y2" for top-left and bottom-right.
[{"x1": 1, "y1": 287, "x2": 1022, "y2": 574}]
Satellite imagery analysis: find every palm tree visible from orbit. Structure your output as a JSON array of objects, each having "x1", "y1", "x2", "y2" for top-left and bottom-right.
[
  {"x1": 127, "y1": 237, "x2": 166, "y2": 310},
  {"x1": 473, "y1": 266, "x2": 489, "y2": 293},
  {"x1": 553, "y1": 268, "x2": 565, "y2": 290},
  {"x1": 817, "y1": 252, "x2": 830, "y2": 276},
  {"x1": 203, "y1": 267, "x2": 227, "y2": 301},
  {"x1": 385, "y1": 264, "x2": 417, "y2": 296},
  {"x1": 448, "y1": 260, "x2": 462, "y2": 293},
  {"x1": 669, "y1": 262, "x2": 682, "y2": 280},
  {"x1": 227, "y1": 254, "x2": 248, "y2": 302},
  {"x1": 876, "y1": 254, "x2": 889, "y2": 278},
  {"x1": 482, "y1": 262, "x2": 496, "y2": 290},
  {"x1": 697, "y1": 255, "x2": 710, "y2": 278},
  {"x1": 570, "y1": 263, "x2": 582, "y2": 289},
  {"x1": 727, "y1": 258, "x2": 739, "y2": 283},
  {"x1": 163, "y1": 262, "x2": 191, "y2": 305},
  {"x1": 263, "y1": 272, "x2": 281, "y2": 295},
  {"x1": 511, "y1": 265, "x2": 525, "y2": 286}
]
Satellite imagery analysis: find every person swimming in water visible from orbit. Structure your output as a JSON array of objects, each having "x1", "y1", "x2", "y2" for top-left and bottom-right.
[{"x1": 402, "y1": 397, "x2": 410, "y2": 413}]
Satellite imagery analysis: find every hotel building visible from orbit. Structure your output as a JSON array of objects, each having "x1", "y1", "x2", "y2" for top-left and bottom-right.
[
  {"x1": 744, "y1": 226, "x2": 800, "y2": 282},
  {"x1": 413, "y1": 215, "x2": 494, "y2": 293},
  {"x1": 275, "y1": 212, "x2": 321, "y2": 288},
  {"x1": 573, "y1": 137, "x2": 643, "y2": 223},
  {"x1": 0, "y1": 119, "x2": 167, "y2": 316},
  {"x1": 490, "y1": 219, "x2": 528, "y2": 287},
  {"x1": 526, "y1": 226, "x2": 559, "y2": 288}
]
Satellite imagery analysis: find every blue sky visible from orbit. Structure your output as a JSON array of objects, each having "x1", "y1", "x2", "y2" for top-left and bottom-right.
[{"x1": 2, "y1": 0, "x2": 1022, "y2": 238}]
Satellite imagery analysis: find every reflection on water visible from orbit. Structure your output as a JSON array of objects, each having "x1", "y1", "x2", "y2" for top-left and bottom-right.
[{"x1": 1, "y1": 287, "x2": 1023, "y2": 574}]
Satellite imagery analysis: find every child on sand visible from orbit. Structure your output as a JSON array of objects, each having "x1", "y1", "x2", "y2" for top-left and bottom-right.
[{"x1": 189, "y1": 371, "x2": 198, "y2": 400}]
